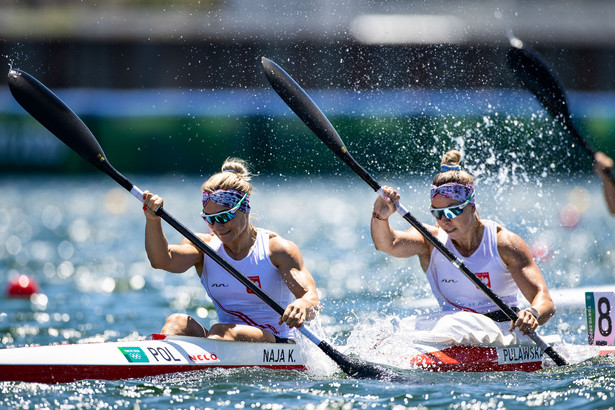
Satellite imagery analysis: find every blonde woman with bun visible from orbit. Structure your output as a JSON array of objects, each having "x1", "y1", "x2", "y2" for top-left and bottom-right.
[
  {"x1": 142, "y1": 157, "x2": 320, "y2": 343},
  {"x1": 371, "y1": 150, "x2": 555, "y2": 335}
]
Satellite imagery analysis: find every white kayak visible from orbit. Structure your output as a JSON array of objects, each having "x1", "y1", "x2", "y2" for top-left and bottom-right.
[
  {"x1": 1, "y1": 332, "x2": 614, "y2": 383},
  {"x1": 0, "y1": 334, "x2": 305, "y2": 384},
  {"x1": 2, "y1": 332, "x2": 613, "y2": 384},
  {"x1": 4, "y1": 291, "x2": 615, "y2": 384}
]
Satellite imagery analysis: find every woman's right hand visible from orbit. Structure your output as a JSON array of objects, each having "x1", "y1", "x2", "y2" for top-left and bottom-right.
[
  {"x1": 373, "y1": 186, "x2": 399, "y2": 220},
  {"x1": 142, "y1": 190, "x2": 164, "y2": 220}
]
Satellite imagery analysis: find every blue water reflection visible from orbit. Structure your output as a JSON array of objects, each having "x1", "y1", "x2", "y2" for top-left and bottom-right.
[{"x1": 1, "y1": 174, "x2": 613, "y2": 348}]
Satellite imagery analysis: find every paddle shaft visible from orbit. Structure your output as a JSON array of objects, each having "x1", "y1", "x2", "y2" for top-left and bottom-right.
[
  {"x1": 7, "y1": 68, "x2": 400, "y2": 381},
  {"x1": 262, "y1": 57, "x2": 568, "y2": 367},
  {"x1": 507, "y1": 44, "x2": 615, "y2": 185}
]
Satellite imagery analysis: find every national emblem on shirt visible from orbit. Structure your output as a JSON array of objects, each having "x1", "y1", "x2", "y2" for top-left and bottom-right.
[
  {"x1": 246, "y1": 276, "x2": 262, "y2": 294},
  {"x1": 476, "y1": 272, "x2": 491, "y2": 288}
]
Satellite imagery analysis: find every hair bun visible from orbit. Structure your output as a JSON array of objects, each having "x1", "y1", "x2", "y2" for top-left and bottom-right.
[
  {"x1": 440, "y1": 149, "x2": 462, "y2": 173},
  {"x1": 440, "y1": 164, "x2": 461, "y2": 172},
  {"x1": 221, "y1": 157, "x2": 251, "y2": 181}
]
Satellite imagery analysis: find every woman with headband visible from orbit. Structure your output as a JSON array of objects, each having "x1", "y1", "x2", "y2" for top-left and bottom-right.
[
  {"x1": 371, "y1": 150, "x2": 555, "y2": 335},
  {"x1": 142, "y1": 157, "x2": 320, "y2": 343}
]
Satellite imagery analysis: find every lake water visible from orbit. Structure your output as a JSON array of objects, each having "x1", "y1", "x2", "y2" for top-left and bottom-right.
[{"x1": 1, "y1": 173, "x2": 615, "y2": 408}]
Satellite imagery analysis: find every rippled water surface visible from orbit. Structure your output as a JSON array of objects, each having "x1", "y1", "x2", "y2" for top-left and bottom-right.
[{"x1": 1, "y1": 174, "x2": 615, "y2": 409}]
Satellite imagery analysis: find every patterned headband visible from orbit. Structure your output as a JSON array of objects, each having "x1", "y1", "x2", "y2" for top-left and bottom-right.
[
  {"x1": 430, "y1": 183, "x2": 475, "y2": 205},
  {"x1": 202, "y1": 189, "x2": 251, "y2": 213}
]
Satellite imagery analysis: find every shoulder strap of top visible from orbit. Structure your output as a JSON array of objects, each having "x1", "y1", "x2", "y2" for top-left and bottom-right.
[
  {"x1": 436, "y1": 227, "x2": 449, "y2": 245},
  {"x1": 207, "y1": 232, "x2": 223, "y2": 253},
  {"x1": 254, "y1": 228, "x2": 271, "y2": 255},
  {"x1": 482, "y1": 220, "x2": 498, "y2": 243}
]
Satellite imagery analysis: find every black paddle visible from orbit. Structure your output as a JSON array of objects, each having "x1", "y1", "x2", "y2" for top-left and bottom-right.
[
  {"x1": 506, "y1": 36, "x2": 615, "y2": 184},
  {"x1": 261, "y1": 56, "x2": 569, "y2": 367},
  {"x1": 7, "y1": 68, "x2": 403, "y2": 382}
]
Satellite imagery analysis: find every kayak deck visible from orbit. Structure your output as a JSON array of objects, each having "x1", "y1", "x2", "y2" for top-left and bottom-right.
[{"x1": 0, "y1": 334, "x2": 305, "y2": 384}]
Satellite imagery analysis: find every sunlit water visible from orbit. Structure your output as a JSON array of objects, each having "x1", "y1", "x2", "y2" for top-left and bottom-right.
[{"x1": 1, "y1": 173, "x2": 615, "y2": 408}]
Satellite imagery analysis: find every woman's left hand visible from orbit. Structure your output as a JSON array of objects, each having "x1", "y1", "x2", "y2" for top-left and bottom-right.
[{"x1": 510, "y1": 308, "x2": 539, "y2": 335}]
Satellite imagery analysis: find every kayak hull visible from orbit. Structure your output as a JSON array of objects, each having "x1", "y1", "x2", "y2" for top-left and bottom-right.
[
  {"x1": 402, "y1": 341, "x2": 615, "y2": 373},
  {"x1": 0, "y1": 334, "x2": 305, "y2": 384},
  {"x1": 403, "y1": 344, "x2": 544, "y2": 372},
  {"x1": 2, "y1": 334, "x2": 614, "y2": 383},
  {"x1": 0, "y1": 363, "x2": 304, "y2": 384}
]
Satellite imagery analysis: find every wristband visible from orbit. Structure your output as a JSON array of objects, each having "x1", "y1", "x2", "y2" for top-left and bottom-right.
[
  {"x1": 372, "y1": 212, "x2": 387, "y2": 221},
  {"x1": 528, "y1": 307, "x2": 540, "y2": 320}
]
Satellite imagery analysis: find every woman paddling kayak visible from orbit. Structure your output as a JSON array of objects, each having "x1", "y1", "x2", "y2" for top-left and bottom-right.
[
  {"x1": 142, "y1": 158, "x2": 321, "y2": 343},
  {"x1": 370, "y1": 149, "x2": 555, "y2": 335}
]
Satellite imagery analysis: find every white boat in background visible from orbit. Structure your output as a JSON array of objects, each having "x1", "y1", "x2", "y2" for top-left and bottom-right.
[{"x1": 399, "y1": 285, "x2": 615, "y2": 311}]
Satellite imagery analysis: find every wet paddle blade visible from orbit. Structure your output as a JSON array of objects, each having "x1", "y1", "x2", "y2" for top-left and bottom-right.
[
  {"x1": 318, "y1": 341, "x2": 407, "y2": 382},
  {"x1": 261, "y1": 57, "x2": 347, "y2": 155},
  {"x1": 506, "y1": 41, "x2": 597, "y2": 159},
  {"x1": 7, "y1": 69, "x2": 133, "y2": 191},
  {"x1": 506, "y1": 45, "x2": 571, "y2": 123},
  {"x1": 261, "y1": 57, "x2": 380, "y2": 192}
]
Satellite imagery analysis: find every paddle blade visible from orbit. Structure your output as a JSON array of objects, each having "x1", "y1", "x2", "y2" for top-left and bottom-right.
[
  {"x1": 318, "y1": 341, "x2": 408, "y2": 382},
  {"x1": 7, "y1": 69, "x2": 132, "y2": 190},
  {"x1": 507, "y1": 42, "x2": 598, "y2": 160},
  {"x1": 261, "y1": 57, "x2": 348, "y2": 156},
  {"x1": 261, "y1": 57, "x2": 381, "y2": 192},
  {"x1": 506, "y1": 44, "x2": 570, "y2": 122},
  {"x1": 8, "y1": 69, "x2": 106, "y2": 166}
]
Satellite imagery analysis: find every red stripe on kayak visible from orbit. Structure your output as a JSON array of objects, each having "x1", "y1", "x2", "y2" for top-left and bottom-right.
[
  {"x1": 0, "y1": 363, "x2": 306, "y2": 384},
  {"x1": 417, "y1": 360, "x2": 543, "y2": 373},
  {"x1": 600, "y1": 347, "x2": 615, "y2": 356},
  {"x1": 405, "y1": 346, "x2": 542, "y2": 373}
]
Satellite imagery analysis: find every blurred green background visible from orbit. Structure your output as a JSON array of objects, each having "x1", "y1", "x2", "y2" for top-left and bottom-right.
[{"x1": 1, "y1": 0, "x2": 614, "y2": 176}]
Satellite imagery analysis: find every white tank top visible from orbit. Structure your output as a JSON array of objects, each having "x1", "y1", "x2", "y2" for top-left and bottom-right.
[
  {"x1": 425, "y1": 220, "x2": 519, "y2": 314},
  {"x1": 201, "y1": 228, "x2": 295, "y2": 338}
]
